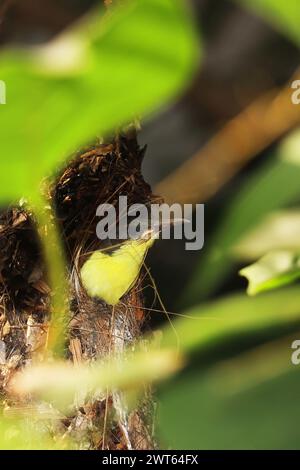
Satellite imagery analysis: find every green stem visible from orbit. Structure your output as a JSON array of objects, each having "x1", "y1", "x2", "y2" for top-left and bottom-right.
[{"x1": 30, "y1": 192, "x2": 68, "y2": 357}]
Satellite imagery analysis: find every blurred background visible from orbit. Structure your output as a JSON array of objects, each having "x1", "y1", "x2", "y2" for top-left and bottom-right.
[
  {"x1": 1, "y1": 0, "x2": 300, "y2": 450},
  {"x1": 1, "y1": 0, "x2": 299, "y2": 306}
]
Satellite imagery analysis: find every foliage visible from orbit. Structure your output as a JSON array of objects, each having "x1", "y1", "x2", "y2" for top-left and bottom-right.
[
  {"x1": 0, "y1": 0, "x2": 198, "y2": 202},
  {"x1": 236, "y1": 0, "x2": 300, "y2": 46},
  {"x1": 239, "y1": 251, "x2": 300, "y2": 295},
  {"x1": 183, "y1": 131, "x2": 300, "y2": 304},
  {"x1": 159, "y1": 335, "x2": 300, "y2": 449},
  {"x1": 1, "y1": 0, "x2": 300, "y2": 451}
]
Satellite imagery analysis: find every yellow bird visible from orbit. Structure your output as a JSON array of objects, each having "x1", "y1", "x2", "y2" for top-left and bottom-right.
[{"x1": 80, "y1": 231, "x2": 156, "y2": 306}]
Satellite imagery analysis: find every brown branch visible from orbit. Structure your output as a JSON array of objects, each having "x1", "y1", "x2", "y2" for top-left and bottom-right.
[{"x1": 155, "y1": 70, "x2": 300, "y2": 205}]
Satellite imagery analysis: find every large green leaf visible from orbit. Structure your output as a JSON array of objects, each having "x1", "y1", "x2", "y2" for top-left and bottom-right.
[
  {"x1": 13, "y1": 349, "x2": 181, "y2": 408},
  {"x1": 163, "y1": 286, "x2": 300, "y2": 353},
  {"x1": 159, "y1": 287, "x2": 300, "y2": 449},
  {"x1": 159, "y1": 335, "x2": 300, "y2": 449},
  {"x1": 239, "y1": 250, "x2": 300, "y2": 295},
  {"x1": 182, "y1": 131, "x2": 300, "y2": 305},
  {"x1": 236, "y1": 0, "x2": 300, "y2": 46},
  {"x1": 0, "y1": 0, "x2": 198, "y2": 201}
]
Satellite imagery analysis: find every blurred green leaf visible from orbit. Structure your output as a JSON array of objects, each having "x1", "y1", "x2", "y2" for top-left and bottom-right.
[
  {"x1": 233, "y1": 210, "x2": 300, "y2": 260},
  {"x1": 239, "y1": 250, "x2": 300, "y2": 295},
  {"x1": 0, "y1": 414, "x2": 73, "y2": 449},
  {"x1": 14, "y1": 349, "x2": 181, "y2": 407},
  {"x1": 236, "y1": 0, "x2": 300, "y2": 46},
  {"x1": 160, "y1": 285, "x2": 300, "y2": 449},
  {"x1": 159, "y1": 335, "x2": 300, "y2": 449},
  {"x1": 183, "y1": 130, "x2": 300, "y2": 305},
  {"x1": 0, "y1": 0, "x2": 198, "y2": 201},
  {"x1": 163, "y1": 286, "x2": 300, "y2": 353},
  {"x1": 22, "y1": 286, "x2": 300, "y2": 405},
  {"x1": 2, "y1": 347, "x2": 181, "y2": 448}
]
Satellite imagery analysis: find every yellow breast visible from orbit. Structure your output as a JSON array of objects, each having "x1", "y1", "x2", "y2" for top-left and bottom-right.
[{"x1": 80, "y1": 237, "x2": 154, "y2": 305}]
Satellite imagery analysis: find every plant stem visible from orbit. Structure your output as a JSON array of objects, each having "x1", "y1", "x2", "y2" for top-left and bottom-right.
[{"x1": 30, "y1": 192, "x2": 68, "y2": 357}]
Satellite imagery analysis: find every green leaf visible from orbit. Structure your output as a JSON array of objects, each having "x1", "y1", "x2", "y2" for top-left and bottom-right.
[
  {"x1": 13, "y1": 349, "x2": 181, "y2": 407},
  {"x1": 159, "y1": 286, "x2": 300, "y2": 449},
  {"x1": 159, "y1": 335, "x2": 300, "y2": 449},
  {"x1": 0, "y1": 0, "x2": 198, "y2": 201},
  {"x1": 236, "y1": 0, "x2": 300, "y2": 46},
  {"x1": 239, "y1": 250, "x2": 300, "y2": 295},
  {"x1": 163, "y1": 286, "x2": 300, "y2": 353},
  {"x1": 182, "y1": 130, "x2": 300, "y2": 305},
  {"x1": 0, "y1": 414, "x2": 74, "y2": 449},
  {"x1": 233, "y1": 210, "x2": 300, "y2": 260}
]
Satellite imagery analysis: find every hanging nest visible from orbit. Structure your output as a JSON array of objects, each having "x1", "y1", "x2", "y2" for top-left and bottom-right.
[{"x1": 0, "y1": 134, "x2": 162, "y2": 450}]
